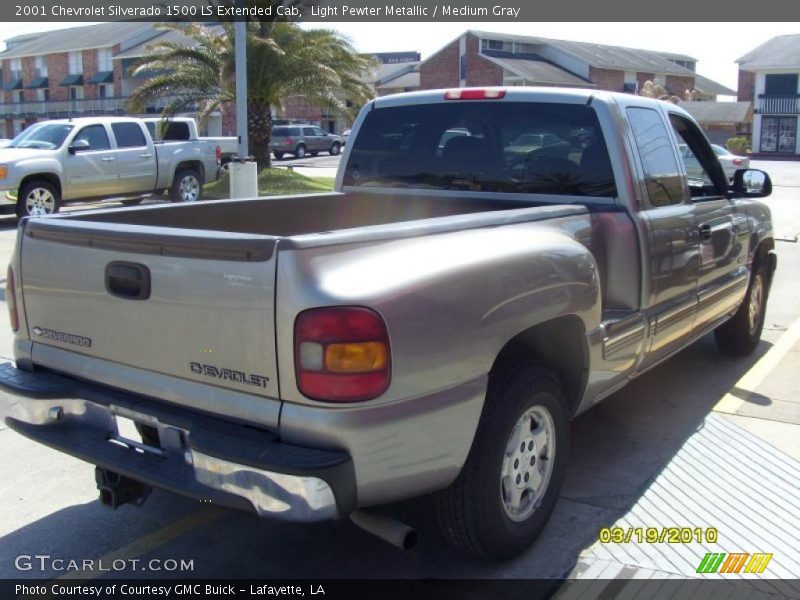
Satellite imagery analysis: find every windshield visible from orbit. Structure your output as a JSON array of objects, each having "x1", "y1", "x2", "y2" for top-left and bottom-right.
[
  {"x1": 8, "y1": 123, "x2": 74, "y2": 150},
  {"x1": 343, "y1": 101, "x2": 616, "y2": 198}
]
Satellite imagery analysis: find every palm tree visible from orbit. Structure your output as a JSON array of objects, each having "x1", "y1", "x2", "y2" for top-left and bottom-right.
[{"x1": 126, "y1": 20, "x2": 375, "y2": 166}]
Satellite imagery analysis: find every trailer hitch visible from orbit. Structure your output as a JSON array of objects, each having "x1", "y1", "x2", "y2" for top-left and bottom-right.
[{"x1": 95, "y1": 467, "x2": 152, "y2": 509}]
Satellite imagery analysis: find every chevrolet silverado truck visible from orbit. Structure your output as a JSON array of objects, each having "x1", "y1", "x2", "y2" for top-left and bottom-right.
[
  {"x1": 0, "y1": 116, "x2": 220, "y2": 218},
  {"x1": 0, "y1": 89, "x2": 776, "y2": 559}
]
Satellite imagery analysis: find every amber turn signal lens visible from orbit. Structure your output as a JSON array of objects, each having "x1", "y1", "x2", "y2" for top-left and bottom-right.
[{"x1": 325, "y1": 342, "x2": 388, "y2": 373}]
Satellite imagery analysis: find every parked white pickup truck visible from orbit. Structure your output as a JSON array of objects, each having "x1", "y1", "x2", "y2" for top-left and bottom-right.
[
  {"x1": 142, "y1": 117, "x2": 238, "y2": 172},
  {"x1": 0, "y1": 116, "x2": 220, "y2": 217}
]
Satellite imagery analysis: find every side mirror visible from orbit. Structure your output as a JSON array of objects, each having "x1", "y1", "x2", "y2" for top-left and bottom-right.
[
  {"x1": 731, "y1": 169, "x2": 772, "y2": 198},
  {"x1": 68, "y1": 139, "x2": 90, "y2": 154}
]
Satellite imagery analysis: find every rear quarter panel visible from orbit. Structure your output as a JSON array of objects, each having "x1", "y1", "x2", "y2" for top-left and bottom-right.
[{"x1": 275, "y1": 213, "x2": 599, "y2": 408}]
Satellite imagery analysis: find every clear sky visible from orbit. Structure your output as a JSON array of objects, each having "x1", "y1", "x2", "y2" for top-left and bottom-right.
[{"x1": 1, "y1": 21, "x2": 799, "y2": 92}]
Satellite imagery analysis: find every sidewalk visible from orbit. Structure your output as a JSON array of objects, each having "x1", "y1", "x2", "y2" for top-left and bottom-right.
[{"x1": 568, "y1": 319, "x2": 800, "y2": 595}]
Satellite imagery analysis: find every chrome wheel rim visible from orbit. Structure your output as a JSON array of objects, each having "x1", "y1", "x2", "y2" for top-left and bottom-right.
[
  {"x1": 25, "y1": 187, "x2": 56, "y2": 216},
  {"x1": 500, "y1": 405, "x2": 556, "y2": 522},
  {"x1": 180, "y1": 175, "x2": 200, "y2": 202},
  {"x1": 748, "y1": 275, "x2": 764, "y2": 335}
]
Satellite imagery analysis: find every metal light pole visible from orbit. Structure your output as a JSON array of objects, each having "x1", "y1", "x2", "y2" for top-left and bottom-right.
[{"x1": 229, "y1": 0, "x2": 259, "y2": 198}]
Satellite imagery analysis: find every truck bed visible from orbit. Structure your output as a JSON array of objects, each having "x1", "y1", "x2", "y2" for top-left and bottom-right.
[{"x1": 51, "y1": 191, "x2": 574, "y2": 238}]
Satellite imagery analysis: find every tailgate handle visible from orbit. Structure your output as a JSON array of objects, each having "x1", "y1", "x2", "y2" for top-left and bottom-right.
[{"x1": 105, "y1": 262, "x2": 151, "y2": 300}]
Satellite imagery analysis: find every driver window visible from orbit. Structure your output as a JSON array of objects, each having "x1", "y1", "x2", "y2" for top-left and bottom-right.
[
  {"x1": 669, "y1": 114, "x2": 724, "y2": 199},
  {"x1": 74, "y1": 125, "x2": 111, "y2": 151}
]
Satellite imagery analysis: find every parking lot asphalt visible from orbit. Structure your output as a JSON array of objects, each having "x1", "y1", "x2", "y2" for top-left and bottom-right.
[{"x1": 0, "y1": 158, "x2": 797, "y2": 587}]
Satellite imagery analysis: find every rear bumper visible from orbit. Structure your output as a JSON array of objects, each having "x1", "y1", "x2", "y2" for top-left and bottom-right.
[{"x1": 0, "y1": 362, "x2": 355, "y2": 521}]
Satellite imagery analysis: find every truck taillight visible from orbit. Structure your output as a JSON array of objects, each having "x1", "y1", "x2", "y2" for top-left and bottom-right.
[
  {"x1": 215, "y1": 146, "x2": 221, "y2": 162},
  {"x1": 7, "y1": 265, "x2": 18, "y2": 332},
  {"x1": 295, "y1": 307, "x2": 391, "y2": 402},
  {"x1": 444, "y1": 88, "x2": 506, "y2": 100}
]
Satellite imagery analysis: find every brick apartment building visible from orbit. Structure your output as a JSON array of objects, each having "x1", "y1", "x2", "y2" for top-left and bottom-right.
[
  {"x1": 737, "y1": 34, "x2": 800, "y2": 157},
  {"x1": 0, "y1": 22, "x2": 229, "y2": 140},
  {"x1": 418, "y1": 31, "x2": 734, "y2": 100}
]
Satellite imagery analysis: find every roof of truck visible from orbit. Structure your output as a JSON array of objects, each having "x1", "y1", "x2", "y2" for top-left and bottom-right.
[{"x1": 372, "y1": 86, "x2": 683, "y2": 111}]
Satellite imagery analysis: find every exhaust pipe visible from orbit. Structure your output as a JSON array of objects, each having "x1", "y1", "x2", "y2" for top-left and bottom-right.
[{"x1": 349, "y1": 510, "x2": 418, "y2": 550}]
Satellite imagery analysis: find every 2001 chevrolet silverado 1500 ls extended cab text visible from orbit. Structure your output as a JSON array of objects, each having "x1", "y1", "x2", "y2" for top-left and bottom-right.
[
  {"x1": 0, "y1": 89, "x2": 776, "y2": 559},
  {"x1": 0, "y1": 116, "x2": 220, "y2": 217}
]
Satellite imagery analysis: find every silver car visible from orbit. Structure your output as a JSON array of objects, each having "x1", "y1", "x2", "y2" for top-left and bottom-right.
[{"x1": 270, "y1": 125, "x2": 342, "y2": 159}]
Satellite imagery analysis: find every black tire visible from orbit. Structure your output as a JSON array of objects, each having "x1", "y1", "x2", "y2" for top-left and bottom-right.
[
  {"x1": 16, "y1": 180, "x2": 61, "y2": 218},
  {"x1": 273, "y1": 151, "x2": 284, "y2": 160},
  {"x1": 294, "y1": 145, "x2": 307, "y2": 159},
  {"x1": 330, "y1": 142, "x2": 341, "y2": 156},
  {"x1": 120, "y1": 198, "x2": 144, "y2": 206},
  {"x1": 170, "y1": 169, "x2": 203, "y2": 203},
  {"x1": 714, "y1": 264, "x2": 769, "y2": 357},
  {"x1": 435, "y1": 361, "x2": 569, "y2": 559}
]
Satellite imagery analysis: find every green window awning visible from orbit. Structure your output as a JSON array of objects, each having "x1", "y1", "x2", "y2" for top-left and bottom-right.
[
  {"x1": 87, "y1": 71, "x2": 113, "y2": 84},
  {"x1": 2, "y1": 78, "x2": 22, "y2": 91},
  {"x1": 60, "y1": 74, "x2": 84, "y2": 86},
  {"x1": 27, "y1": 77, "x2": 49, "y2": 89}
]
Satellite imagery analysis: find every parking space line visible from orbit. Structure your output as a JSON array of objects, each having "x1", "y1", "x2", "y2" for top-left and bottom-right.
[
  {"x1": 713, "y1": 316, "x2": 800, "y2": 416},
  {"x1": 57, "y1": 506, "x2": 225, "y2": 580}
]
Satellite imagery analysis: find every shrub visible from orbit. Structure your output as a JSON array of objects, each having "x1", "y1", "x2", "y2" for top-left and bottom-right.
[{"x1": 725, "y1": 137, "x2": 749, "y2": 155}]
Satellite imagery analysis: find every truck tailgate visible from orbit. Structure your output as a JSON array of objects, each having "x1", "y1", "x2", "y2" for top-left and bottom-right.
[{"x1": 18, "y1": 218, "x2": 280, "y2": 400}]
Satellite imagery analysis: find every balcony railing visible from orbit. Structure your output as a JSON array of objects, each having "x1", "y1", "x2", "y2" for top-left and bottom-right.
[
  {"x1": 0, "y1": 96, "x2": 199, "y2": 120},
  {"x1": 757, "y1": 94, "x2": 800, "y2": 115}
]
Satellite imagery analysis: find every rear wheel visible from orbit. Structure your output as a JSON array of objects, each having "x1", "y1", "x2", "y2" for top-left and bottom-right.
[
  {"x1": 273, "y1": 151, "x2": 284, "y2": 160},
  {"x1": 170, "y1": 169, "x2": 202, "y2": 203},
  {"x1": 714, "y1": 264, "x2": 769, "y2": 357},
  {"x1": 294, "y1": 145, "x2": 307, "y2": 159},
  {"x1": 17, "y1": 181, "x2": 60, "y2": 218},
  {"x1": 435, "y1": 361, "x2": 569, "y2": 559}
]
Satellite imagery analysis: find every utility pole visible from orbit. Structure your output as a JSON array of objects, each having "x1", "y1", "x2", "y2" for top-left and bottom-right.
[{"x1": 229, "y1": 0, "x2": 259, "y2": 198}]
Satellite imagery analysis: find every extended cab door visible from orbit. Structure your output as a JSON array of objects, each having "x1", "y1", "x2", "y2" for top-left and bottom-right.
[
  {"x1": 110, "y1": 122, "x2": 158, "y2": 195},
  {"x1": 667, "y1": 112, "x2": 750, "y2": 332},
  {"x1": 64, "y1": 123, "x2": 119, "y2": 199},
  {"x1": 624, "y1": 105, "x2": 699, "y2": 366}
]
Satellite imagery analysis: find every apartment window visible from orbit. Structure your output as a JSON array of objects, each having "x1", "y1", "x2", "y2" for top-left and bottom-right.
[
  {"x1": 11, "y1": 90, "x2": 24, "y2": 103},
  {"x1": 34, "y1": 56, "x2": 48, "y2": 78},
  {"x1": 36, "y1": 88, "x2": 49, "y2": 102},
  {"x1": 9, "y1": 58, "x2": 22, "y2": 81},
  {"x1": 98, "y1": 83, "x2": 113, "y2": 99},
  {"x1": 764, "y1": 74, "x2": 799, "y2": 96},
  {"x1": 96, "y1": 48, "x2": 113, "y2": 72},
  {"x1": 69, "y1": 86, "x2": 84, "y2": 100},
  {"x1": 68, "y1": 51, "x2": 83, "y2": 75},
  {"x1": 482, "y1": 39, "x2": 504, "y2": 51}
]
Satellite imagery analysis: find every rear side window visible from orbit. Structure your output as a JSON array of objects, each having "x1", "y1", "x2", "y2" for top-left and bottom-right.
[
  {"x1": 273, "y1": 127, "x2": 290, "y2": 137},
  {"x1": 626, "y1": 107, "x2": 683, "y2": 207},
  {"x1": 111, "y1": 122, "x2": 147, "y2": 148},
  {"x1": 161, "y1": 121, "x2": 190, "y2": 141},
  {"x1": 342, "y1": 101, "x2": 616, "y2": 198}
]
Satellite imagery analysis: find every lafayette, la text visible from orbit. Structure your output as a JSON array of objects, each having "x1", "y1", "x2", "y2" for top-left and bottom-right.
[{"x1": 311, "y1": 5, "x2": 521, "y2": 17}]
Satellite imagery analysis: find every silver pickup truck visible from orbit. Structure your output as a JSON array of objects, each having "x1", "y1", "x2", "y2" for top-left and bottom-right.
[
  {"x1": 0, "y1": 116, "x2": 219, "y2": 217},
  {"x1": 0, "y1": 89, "x2": 776, "y2": 559}
]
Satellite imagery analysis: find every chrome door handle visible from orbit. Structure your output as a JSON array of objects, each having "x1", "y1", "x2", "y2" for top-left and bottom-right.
[
  {"x1": 139, "y1": 153, "x2": 152, "y2": 158},
  {"x1": 101, "y1": 157, "x2": 116, "y2": 162},
  {"x1": 699, "y1": 223, "x2": 712, "y2": 241}
]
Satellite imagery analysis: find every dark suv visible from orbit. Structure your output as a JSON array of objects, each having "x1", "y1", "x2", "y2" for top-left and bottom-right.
[{"x1": 270, "y1": 125, "x2": 342, "y2": 159}]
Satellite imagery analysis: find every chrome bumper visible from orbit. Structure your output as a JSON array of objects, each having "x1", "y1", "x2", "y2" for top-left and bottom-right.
[{"x1": 0, "y1": 363, "x2": 354, "y2": 522}]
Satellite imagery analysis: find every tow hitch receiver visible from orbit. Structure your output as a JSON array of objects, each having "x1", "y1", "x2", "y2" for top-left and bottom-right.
[{"x1": 96, "y1": 467, "x2": 152, "y2": 509}]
